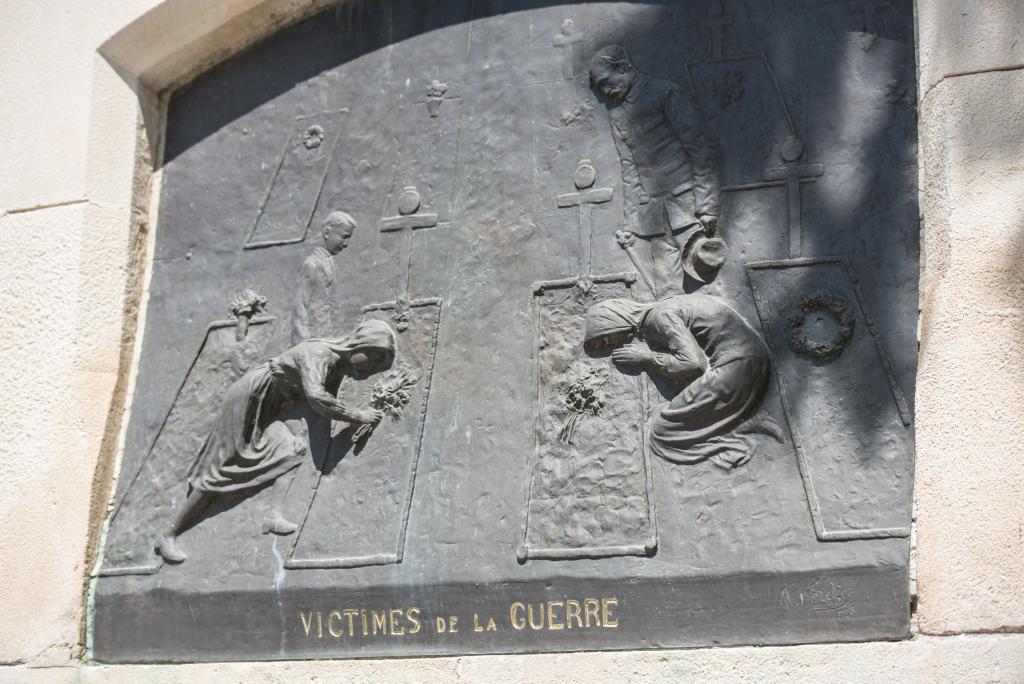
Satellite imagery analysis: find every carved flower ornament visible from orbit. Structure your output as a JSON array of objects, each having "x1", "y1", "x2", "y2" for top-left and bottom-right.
[
  {"x1": 786, "y1": 291, "x2": 856, "y2": 361},
  {"x1": 557, "y1": 362, "x2": 608, "y2": 444},
  {"x1": 426, "y1": 79, "x2": 448, "y2": 99},
  {"x1": 228, "y1": 288, "x2": 268, "y2": 319},
  {"x1": 713, "y1": 70, "x2": 744, "y2": 110},
  {"x1": 371, "y1": 364, "x2": 420, "y2": 421},
  {"x1": 352, "y1": 364, "x2": 420, "y2": 442}
]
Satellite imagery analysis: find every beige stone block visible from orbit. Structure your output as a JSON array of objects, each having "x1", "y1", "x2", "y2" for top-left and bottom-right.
[
  {"x1": 72, "y1": 204, "x2": 135, "y2": 375},
  {"x1": 2, "y1": 634, "x2": 1024, "y2": 682},
  {"x1": 0, "y1": 203, "x2": 125, "y2": 665},
  {"x1": 916, "y1": 68, "x2": 1024, "y2": 634},
  {"x1": 0, "y1": 4, "x2": 93, "y2": 211},
  {"x1": 84, "y1": 59, "x2": 145, "y2": 210},
  {"x1": 0, "y1": 0, "x2": 158, "y2": 212},
  {"x1": 0, "y1": 2, "x2": 149, "y2": 664},
  {"x1": 918, "y1": 0, "x2": 1024, "y2": 94}
]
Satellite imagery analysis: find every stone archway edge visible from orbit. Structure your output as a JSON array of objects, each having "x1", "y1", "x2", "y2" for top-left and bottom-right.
[{"x1": 99, "y1": 0, "x2": 336, "y2": 93}]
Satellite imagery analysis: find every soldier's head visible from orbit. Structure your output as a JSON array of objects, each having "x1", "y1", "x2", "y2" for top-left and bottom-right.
[
  {"x1": 322, "y1": 211, "x2": 356, "y2": 255},
  {"x1": 589, "y1": 45, "x2": 637, "y2": 104}
]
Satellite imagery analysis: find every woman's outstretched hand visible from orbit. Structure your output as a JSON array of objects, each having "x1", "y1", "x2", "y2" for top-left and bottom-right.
[
  {"x1": 350, "y1": 408, "x2": 384, "y2": 443},
  {"x1": 354, "y1": 408, "x2": 383, "y2": 425}
]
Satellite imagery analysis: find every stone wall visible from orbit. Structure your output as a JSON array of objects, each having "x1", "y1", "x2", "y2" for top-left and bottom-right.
[{"x1": 0, "y1": 0, "x2": 1021, "y2": 680}]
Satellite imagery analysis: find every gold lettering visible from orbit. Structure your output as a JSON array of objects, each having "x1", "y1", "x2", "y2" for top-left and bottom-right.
[
  {"x1": 527, "y1": 603, "x2": 545, "y2": 630},
  {"x1": 547, "y1": 600, "x2": 564, "y2": 630},
  {"x1": 360, "y1": 609, "x2": 368, "y2": 636},
  {"x1": 390, "y1": 608, "x2": 405, "y2": 635},
  {"x1": 300, "y1": 611, "x2": 314, "y2": 637},
  {"x1": 602, "y1": 598, "x2": 618, "y2": 628},
  {"x1": 328, "y1": 610, "x2": 344, "y2": 638},
  {"x1": 407, "y1": 607, "x2": 422, "y2": 634},
  {"x1": 565, "y1": 600, "x2": 582, "y2": 629},
  {"x1": 436, "y1": 616, "x2": 447, "y2": 633},
  {"x1": 449, "y1": 615, "x2": 459, "y2": 633},
  {"x1": 372, "y1": 610, "x2": 388, "y2": 635},
  {"x1": 486, "y1": 617, "x2": 497, "y2": 631},
  {"x1": 510, "y1": 602, "x2": 526, "y2": 630},
  {"x1": 474, "y1": 613, "x2": 484, "y2": 632},
  {"x1": 343, "y1": 609, "x2": 359, "y2": 636},
  {"x1": 584, "y1": 598, "x2": 600, "y2": 628},
  {"x1": 317, "y1": 611, "x2": 324, "y2": 638}
]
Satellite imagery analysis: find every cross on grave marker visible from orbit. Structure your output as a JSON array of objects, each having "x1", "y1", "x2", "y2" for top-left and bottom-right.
[
  {"x1": 762, "y1": 137, "x2": 824, "y2": 258},
  {"x1": 378, "y1": 185, "x2": 440, "y2": 300},
  {"x1": 556, "y1": 159, "x2": 614, "y2": 288},
  {"x1": 552, "y1": 19, "x2": 584, "y2": 80},
  {"x1": 700, "y1": 0, "x2": 734, "y2": 61}
]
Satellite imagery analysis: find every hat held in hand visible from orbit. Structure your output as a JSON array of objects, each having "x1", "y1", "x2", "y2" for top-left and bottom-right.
[{"x1": 682, "y1": 233, "x2": 728, "y2": 283}]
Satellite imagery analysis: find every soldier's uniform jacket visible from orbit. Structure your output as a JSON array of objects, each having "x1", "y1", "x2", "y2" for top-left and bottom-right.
[{"x1": 608, "y1": 73, "x2": 722, "y2": 232}]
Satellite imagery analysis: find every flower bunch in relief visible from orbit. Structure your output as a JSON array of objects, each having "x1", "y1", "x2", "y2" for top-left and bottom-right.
[
  {"x1": 371, "y1": 365, "x2": 420, "y2": 421},
  {"x1": 353, "y1": 364, "x2": 420, "y2": 442},
  {"x1": 229, "y1": 288, "x2": 268, "y2": 319},
  {"x1": 558, "y1": 361, "x2": 608, "y2": 444}
]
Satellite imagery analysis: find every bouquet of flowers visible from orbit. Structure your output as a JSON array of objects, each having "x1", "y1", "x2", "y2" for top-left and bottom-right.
[
  {"x1": 228, "y1": 288, "x2": 267, "y2": 340},
  {"x1": 353, "y1": 364, "x2": 420, "y2": 442},
  {"x1": 557, "y1": 362, "x2": 608, "y2": 444},
  {"x1": 228, "y1": 288, "x2": 268, "y2": 318}
]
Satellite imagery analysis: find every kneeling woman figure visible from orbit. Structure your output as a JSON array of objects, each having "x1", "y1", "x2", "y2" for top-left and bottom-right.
[
  {"x1": 156, "y1": 319, "x2": 395, "y2": 563},
  {"x1": 584, "y1": 295, "x2": 780, "y2": 470}
]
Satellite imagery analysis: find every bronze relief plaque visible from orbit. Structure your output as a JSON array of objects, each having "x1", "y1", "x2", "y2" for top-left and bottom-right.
[{"x1": 93, "y1": 0, "x2": 918, "y2": 662}]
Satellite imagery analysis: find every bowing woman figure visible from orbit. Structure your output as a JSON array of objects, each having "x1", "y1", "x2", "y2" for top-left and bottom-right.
[
  {"x1": 155, "y1": 319, "x2": 396, "y2": 564},
  {"x1": 583, "y1": 296, "x2": 782, "y2": 470}
]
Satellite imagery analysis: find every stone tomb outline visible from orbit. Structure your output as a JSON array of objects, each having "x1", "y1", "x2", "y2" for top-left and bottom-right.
[
  {"x1": 244, "y1": 109, "x2": 349, "y2": 249},
  {"x1": 98, "y1": 314, "x2": 278, "y2": 577},
  {"x1": 746, "y1": 256, "x2": 913, "y2": 541},
  {"x1": 285, "y1": 298, "x2": 442, "y2": 569},
  {"x1": 519, "y1": 273, "x2": 658, "y2": 562}
]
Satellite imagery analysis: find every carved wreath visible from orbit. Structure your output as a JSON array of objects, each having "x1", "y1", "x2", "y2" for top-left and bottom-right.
[
  {"x1": 302, "y1": 125, "x2": 325, "y2": 149},
  {"x1": 786, "y1": 292, "x2": 856, "y2": 361}
]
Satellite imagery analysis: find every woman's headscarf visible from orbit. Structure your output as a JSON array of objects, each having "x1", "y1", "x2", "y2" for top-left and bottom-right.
[
  {"x1": 583, "y1": 298, "x2": 650, "y2": 345},
  {"x1": 317, "y1": 319, "x2": 396, "y2": 363}
]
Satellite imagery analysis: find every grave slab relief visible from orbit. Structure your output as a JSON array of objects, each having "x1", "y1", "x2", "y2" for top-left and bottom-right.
[
  {"x1": 245, "y1": 109, "x2": 349, "y2": 249},
  {"x1": 93, "y1": 0, "x2": 919, "y2": 663},
  {"x1": 746, "y1": 257, "x2": 912, "y2": 540},
  {"x1": 520, "y1": 160, "x2": 657, "y2": 561},
  {"x1": 684, "y1": 1, "x2": 823, "y2": 267},
  {"x1": 99, "y1": 292, "x2": 278, "y2": 576},
  {"x1": 286, "y1": 186, "x2": 442, "y2": 569}
]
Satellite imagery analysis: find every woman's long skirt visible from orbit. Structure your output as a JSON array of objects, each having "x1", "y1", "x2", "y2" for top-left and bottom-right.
[
  {"x1": 649, "y1": 355, "x2": 771, "y2": 466},
  {"x1": 188, "y1": 364, "x2": 305, "y2": 493}
]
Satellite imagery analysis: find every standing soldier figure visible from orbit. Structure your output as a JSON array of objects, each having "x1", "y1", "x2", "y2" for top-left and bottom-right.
[{"x1": 589, "y1": 45, "x2": 725, "y2": 294}]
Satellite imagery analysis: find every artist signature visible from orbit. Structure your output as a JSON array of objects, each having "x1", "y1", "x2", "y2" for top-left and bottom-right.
[{"x1": 780, "y1": 577, "x2": 856, "y2": 616}]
